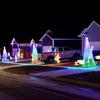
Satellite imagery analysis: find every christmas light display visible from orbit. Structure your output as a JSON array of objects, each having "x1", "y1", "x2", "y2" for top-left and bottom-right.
[
  {"x1": 2, "y1": 46, "x2": 8, "y2": 62},
  {"x1": 82, "y1": 37, "x2": 96, "y2": 68},
  {"x1": 54, "y1": 52, "x2": 60, "y2": 63},
  {"x1": 31, "y1": 39, "x2": 38, "y2": 63}
]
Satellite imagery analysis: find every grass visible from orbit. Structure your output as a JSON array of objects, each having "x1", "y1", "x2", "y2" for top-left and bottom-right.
[{"x1": 3, "y1": 65, "x2": 65, "y2": 75}]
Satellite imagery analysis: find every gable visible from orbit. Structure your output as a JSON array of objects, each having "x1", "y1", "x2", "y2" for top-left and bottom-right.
[
  {"x1": 42, "y1": 35, "x2": 53, "y2": 46},
  {"x1": 39, "y1": 33, "x2": 53, "y2": 41},
  {"x1": 11, "y1": 37, "x2": 18, "y2": 45},
  {"x1": 87, "y1": 21, "x2": 100, "y2": 41},
  {"x1": 81, "y1": 21, "x2": 100, "y2": 41}
]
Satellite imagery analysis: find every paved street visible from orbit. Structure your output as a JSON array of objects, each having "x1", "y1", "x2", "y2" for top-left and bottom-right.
[
  {"x1": 0, "y1": 71, "x2": 100, "y2": 100},
  {"x1": 0, "y1": 70, "x2": 94, "y2": 100},
  {"x1": 0, "y1": 64, "x2": 100, "y2": 99}
]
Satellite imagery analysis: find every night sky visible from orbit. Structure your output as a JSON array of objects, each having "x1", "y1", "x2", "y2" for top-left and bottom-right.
[{"x1": 0, "y1": 2, "x2": 99, "y2": 51}]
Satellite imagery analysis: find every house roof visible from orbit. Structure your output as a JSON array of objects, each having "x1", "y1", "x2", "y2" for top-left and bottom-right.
[
  {"x1": 79, "y1": 20, "x2": 100, "y2": 41},
  {"x1": 10, "y1": 37, "x2": 18, "y2": 45},
  {"x1": 39, "y1": 31, "x2": 53, "y2": 41},
  {"x1": 39, "y1": 29, "x2": 80, "y2": 41}
]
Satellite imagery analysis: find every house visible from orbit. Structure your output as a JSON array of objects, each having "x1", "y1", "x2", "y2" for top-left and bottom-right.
[
  {"x1": 10, "y1": 30, "x2": 81, "y2": 61},
  {"x1": 11, "y1": 38, "x2": 33, "y2": 58},
  {"x1": 79, "y1": 20, "x2": 100, "y2": 56},
  {"x1": 18, "y1": 43, "x2": 32, "y2": 58},
  {"x1": 39, "y1": 29, "x2": 81, "y2": 53}
]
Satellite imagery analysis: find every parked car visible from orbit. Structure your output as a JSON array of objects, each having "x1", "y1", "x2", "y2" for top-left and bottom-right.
[{"x1": 39, "y1": 47, "x2": 81, "y2": 63}]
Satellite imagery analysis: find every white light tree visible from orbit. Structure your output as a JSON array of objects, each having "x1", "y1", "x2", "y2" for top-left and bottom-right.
[{"x1": 2, "y1": 46, "x2": 8, "y2": 62}]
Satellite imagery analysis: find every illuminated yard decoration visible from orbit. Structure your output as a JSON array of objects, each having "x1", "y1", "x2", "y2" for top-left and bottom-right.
[
  {"x1": 95, "y1": 55, "x2": 100, "y2": 60},
  {"x1": 20, "y1": 48, "x2": 24, "y2": 59},
  {"x1": 30, "y1": 39, "x2": 34, "y2": 46},
  {"x1": 82, "y1": 37, "x2": 96, "y2": 68},
  {"x1": 0, "y1": 53, "x2": 1, "y2": 60},
  {"x1": 2, "y1": 46, "x2": 8, "y2": 62},
  {"x1": 7, "y1": 52, "x2": 11, "y2": 60},
  {"x1": 15, "y1": 54, "x2": 18, "y2": 62},
  {"x1": 54, "y1": 52, "x2": 60, "y2": 63},
  {"x1": 75, "y1": 60, "x2": 83, "y2": 66},
  {"x1": 17, "y1": 48, "x2": 21, "y2": 59},
  {"x1": 31, "y1": 39, "x2": 38, "y2": 63}
]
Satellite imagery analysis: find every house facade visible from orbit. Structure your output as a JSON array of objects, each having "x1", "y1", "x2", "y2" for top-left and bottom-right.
[
  {"x1": 11, "y1": 38, "x2": 33, "y2": 59},
  {"x1": 79, "y1": 20, "x2": 100, "y2": 56},
  {"x1": 39, "y1": 32, "x2": 53, "y2": 52},
  {"x1": 11, "y1": 37, "x2": 19, "y2": 57},
  {"x1": 39, "y1": 30, "x2": 81, "y2": 53}
]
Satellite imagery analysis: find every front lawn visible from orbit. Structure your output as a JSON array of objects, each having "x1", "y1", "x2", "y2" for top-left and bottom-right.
[{"x1": 3, "y1": 65, "x2": 65, "y2": 75}]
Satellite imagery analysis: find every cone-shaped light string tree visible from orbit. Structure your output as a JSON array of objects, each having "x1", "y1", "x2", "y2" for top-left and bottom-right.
[
  {"x1": 31, "y1": 39, "x2": 38, "y2": 63},
  {"x1": 2, "y1": 46, "x2": 8, "y2": 62},
  {"x1": 82, "y1": 37, "x2": 96, "y2": 68}
]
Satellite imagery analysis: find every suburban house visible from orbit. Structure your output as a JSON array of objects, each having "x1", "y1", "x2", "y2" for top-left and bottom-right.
[
  {"x1": 10, "y1": 20, "x2": 100, "y2": 62},
  {"x1": 38, "y1": 29, "x2": 81, "y2": 61},
  {"x1": 39, "y1": 29, "x2": 81, "y2": 53},
  {"x1": 11, "y1": 37, "x2": 33, "y2": 59},
  {"x1": 79, "y1": 20, "x2": 100, "y2": 56}
]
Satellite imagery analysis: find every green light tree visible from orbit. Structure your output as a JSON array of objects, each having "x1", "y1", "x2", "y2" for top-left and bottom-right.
[{"x1": 82, "y1": 37, "x2": 96, "y2": 68}]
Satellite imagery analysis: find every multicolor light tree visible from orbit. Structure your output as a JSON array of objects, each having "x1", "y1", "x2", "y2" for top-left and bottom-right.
[
  {"x1": 82, "y1": 37, "x2": 96, "y2": 68},
  {"x1": 31, "y1": 39, "x2": 38, "y2": 63}
]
